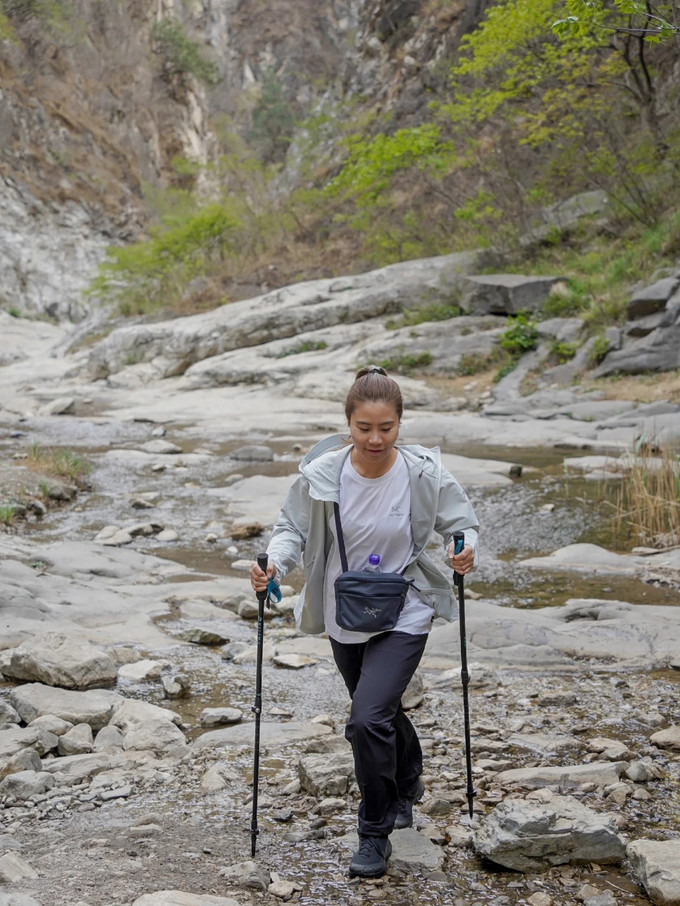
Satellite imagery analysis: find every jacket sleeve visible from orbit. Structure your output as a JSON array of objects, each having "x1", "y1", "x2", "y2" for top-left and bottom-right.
[
  {"x1": 434, "y1": 466, "x2": 480, "y2": 566},
  {"x1": 266, "y1": 474, "x2": 311, "y2": 580}
]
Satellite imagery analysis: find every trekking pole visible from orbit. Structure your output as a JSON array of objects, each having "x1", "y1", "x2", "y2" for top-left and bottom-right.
[
  {"x1": 250, "y1": 551, "x2": 269, "y2": 856},
  {"x1": 452, "y1": 531, "x2": 476, "y2": 819}
]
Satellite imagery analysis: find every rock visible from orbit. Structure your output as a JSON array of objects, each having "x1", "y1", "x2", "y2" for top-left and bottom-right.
[
  {"x1": 0, "y1": 747, "x2": 43, "y2": 780},
  {"x1": 40, "y1": 752, "x2": 119, "y2": 782},
  {"x1": 0, "y1": 770, "x2": 56, "y2": 801},
  {"x1": 157, "y1": 529, "x2": 179, "y2": 542},
  {"x1": 117, "y1": 659, "x2": 165, "y2": 682},
  {"x1": 272, "y1": 653, "x2": 318, "y2": 669},
  {"x1": 650, "y1": 726, "x2": 680, "y2": 750},
  {"x1": 494, "y1": 761, "x2": 627, "y2": 790},
  {"x1": 219, "y1": 860, "x2": 271, "y2": 891},
  {"x1": 199, "y1": 708, "x2": 243, "y2": 728},
  {"x1": 402, "y1": 670, "x2": 424, "y2": 710},
  {"x1": 175, "y1": 627, "x2": 230, "y2": 645},
  {"x1": 459, "y1": 274, "x2": 563, "y2": 315},
  {"x1": 122, "y1": 719, "x2": 187, "y2": 756},
  {"x1": 42, "y1": 396, "x2": 76, "y2": 415},
  {"x1": 138, "y1": 440, "x2": 183, "y2": 455},
  {"x1": 338, "y1": 827, "x2": 445, "y2": 873},
  {"x1": 627, "y1": 276, "x2": 679, "y2": 319},
  {"x1": 132, "y1": 893, "x2": 240, "y2": 906},
  {"x1": 3, "y1": 633, "x2": 118, "y2": 690},
  {"x1": 625, "y1": 759, "x2": 664, "y2": 782},
  {"x1": 0, "y1": 725, "x2": 58, "y2": 759},
  {"x1": 473, "y1": 794, "x2": 626, "y2": 871},
  {"x1": 230, "y1": 521, "x2": 265, "y2": 539},
  {"x1": 626, "y1": 838, "x2": 680, "y2": 906},
  {"x1": 0, "y1": 699, "x2": 20, "y2": 727},
  {"x1": 162, "y1": 674, "x2": 191, "y2": 698},
  {"x1": 109, "y1": 698, "x2": 182, "y2": 731},
  {"x1": 57, "y1": 723, "x2": 94, "y2": 756},
  {"x1": 268, "y1": 878, "x2": 299, "y2": 900},
  {"x1": 27, "y1": 715, "x2": 74, "y2": 736},
  {"x1": 0, "y1": 851, "x2": 39, "y2": 883},
  {"x1": 298, "y1": 751, "x2": 355, "y2": 797},
  {"x1": 93, "y1": 725, "x2": 125, "y2": 752},
  {"x1": 230, "y1": 445, "x2": 274, "y2": 462},
  {"x1": 191, "y1": 719, "x2": 332, "y2": 754}
]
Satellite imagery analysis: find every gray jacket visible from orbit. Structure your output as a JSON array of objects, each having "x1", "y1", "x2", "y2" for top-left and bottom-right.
[{"x1": 267, "y1": 434, "x2": 479, "y2": 635}]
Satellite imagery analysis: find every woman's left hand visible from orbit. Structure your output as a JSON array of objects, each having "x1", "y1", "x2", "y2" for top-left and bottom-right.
[{"x1": 448, "y1": 542, "x2": 474, "y2": 576}]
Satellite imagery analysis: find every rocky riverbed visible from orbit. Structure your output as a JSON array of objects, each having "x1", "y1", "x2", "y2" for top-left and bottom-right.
[{"x1": 1, "y1": 268, "x2": 680, "y2": 906}]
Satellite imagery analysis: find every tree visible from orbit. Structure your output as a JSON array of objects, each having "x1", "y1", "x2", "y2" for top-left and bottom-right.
[{"x1": 554, "y1": 1, "x2": 680, "y2": 43}]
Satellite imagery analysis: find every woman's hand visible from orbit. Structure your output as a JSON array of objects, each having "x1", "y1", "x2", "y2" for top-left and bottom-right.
[
  {"x1": 448, "y1": 542, "x2": 474, "y2": 576},
  {"x1": 250, "y1": 559, "x2": 276, "y2": 592}
]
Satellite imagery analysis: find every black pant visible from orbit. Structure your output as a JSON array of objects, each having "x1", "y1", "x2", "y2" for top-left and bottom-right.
[{"x1": 330, "y1": 631, "x2": 428, "y2": 837}]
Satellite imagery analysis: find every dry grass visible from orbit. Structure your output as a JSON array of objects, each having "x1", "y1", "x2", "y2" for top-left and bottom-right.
[
  {"x1": 612, "y1": 446, "x2": 680, "y2": 547},
  {"x1": 24, "y1": 444, "x2": 91, "y2": 485}
]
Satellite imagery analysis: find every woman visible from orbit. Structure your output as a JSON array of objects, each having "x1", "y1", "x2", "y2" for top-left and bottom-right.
[{"x1": 250, "y1": 365, "x2": 479, "y2": 879}]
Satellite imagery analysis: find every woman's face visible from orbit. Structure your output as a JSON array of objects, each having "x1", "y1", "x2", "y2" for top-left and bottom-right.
[{"x1": 348, "y1": 400, "x2": 400, "y2": 474}]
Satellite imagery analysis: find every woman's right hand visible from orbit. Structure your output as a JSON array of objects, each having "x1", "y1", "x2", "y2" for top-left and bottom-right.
[{"x1": 250, "y1": 559, "x2": 276, "y2": 592}]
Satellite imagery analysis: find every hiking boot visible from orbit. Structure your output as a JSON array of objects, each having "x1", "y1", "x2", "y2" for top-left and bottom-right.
[
  {"x1": 349, "y1": 835, "x2": 392, "y2": 878},
  {"x1": 394, "y1": 777, "x2": 425, "y2": 830}
]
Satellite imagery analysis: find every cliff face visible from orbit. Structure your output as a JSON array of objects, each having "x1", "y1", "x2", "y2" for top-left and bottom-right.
[{"x1": 0, "y1": 0, "x2": 491, "y2": 320}]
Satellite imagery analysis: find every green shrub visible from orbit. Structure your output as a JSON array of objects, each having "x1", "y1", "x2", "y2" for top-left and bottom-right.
[
  {"x1": 500, "y1": 311, "x2": 539, "y2": 356},
  {"x1": 0, "y1": 504, "x2": 17, "y2": 525},
  {"x1": 550, "y1": 339, "x2": 579, "y2": 363},
  {"x1": 380, "y1": 351, "x2": 432, "y2": 375},
  {"x1": 151, "y1": 19, "x2": 220, "y2": 85},
  {"x1": 458, "y1": 348, "x2": 505, "y2": 375},
  {"x1": 589, "y1": 335, "x2": 610, "y2": 366}
]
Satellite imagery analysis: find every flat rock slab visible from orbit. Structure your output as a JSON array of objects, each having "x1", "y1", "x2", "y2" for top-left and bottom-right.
[
  {"x1": 494, "y1": 761, "x2": 627, "y2": 789},
  {"x1": 337, "y1": 828, "x2": 444, "y2": 873},
  {"x1": 9, "y1": 683, "x2": 123, "y2": 732},
  {"x1": 132, "y1": 893, "x2": 241, "y2": 906},
  {"x1": 190, "y1": 720, "x2": 333, "y2": 752},
  {"x1": 474, "y1": 794, "x2": 626, "y2": 872},
  {"x1": 3, "y1": 632, "x2": 117, "y2": 690},
  {"x1": 626, "y1": 839, "x2": 680, "y2": 906}
]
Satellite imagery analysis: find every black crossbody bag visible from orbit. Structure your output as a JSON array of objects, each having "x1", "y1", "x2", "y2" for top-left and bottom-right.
[{"x1": 333, "y1": 502, "x2": 412, "y2": 633}]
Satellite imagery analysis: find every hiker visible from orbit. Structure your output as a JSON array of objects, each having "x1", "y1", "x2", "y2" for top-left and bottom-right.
[{"x1": 250, "y1": 364, "x2": 479, "y2": 879}]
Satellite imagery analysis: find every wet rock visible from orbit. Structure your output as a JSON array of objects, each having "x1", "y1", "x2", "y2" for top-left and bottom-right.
[
  {"x1": 0, "y1": 851, "x2": 39, "y2": 883},
  {"x1": 298, "y1": 751, "x2": 354, "y2": 797},
  {"x1": 650, "y1": 725, "x2": 680, "y2": 750},
  {"x1": 626, "y1": 838, "x2": 680, "y2": 906},
  {"x1": 219, "y1": 859, "x2": 271, "y2": 891},
  {"x1": 162, "y1": 674, "x2": 191, "y2": 698},
  {"x1": 175, "y1": 627, "x2": 230, "y2": 645},
  {"x1": 199, "y1": 707, "x2": 243, "y2": 728},
  {"x1": 3, "y1": 633, "x2": 118, "y2": 690},
  {"x1": 57, "y1": 723, "x2": 94, "y2": 756},
  {"x1": 474, "y1": 794, "x2": 626, "y2": 871}
]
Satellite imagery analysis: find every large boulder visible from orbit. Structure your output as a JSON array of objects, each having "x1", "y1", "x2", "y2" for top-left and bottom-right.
[
  {"x1": 459, "y1": 274, "x2": 564, "y2": 315},
  {"x1": 474, "y1": 794, "x2": 626, "y2": 871},
  {"x1": 3, "y1": 633, "x2": 117, "y2": 690},
  {"x1": 8, "y1": 683, "x2": 122, "y2": 731}
]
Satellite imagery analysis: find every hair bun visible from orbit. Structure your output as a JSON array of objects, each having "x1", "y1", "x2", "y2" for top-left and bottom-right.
[{"x1": 355, "y1": 364, "x2": 387, "y2": 380}]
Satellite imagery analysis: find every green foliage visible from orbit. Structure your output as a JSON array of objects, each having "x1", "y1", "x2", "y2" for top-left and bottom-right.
[
  {"x1": 553, "y1": 1, "x2": 680, "y2": 42},
  {"x1": 542, "y1": 279, "x2": 590, "y2": 317},
  {"x1": 0, "y1": 504, "x2": 17, "y2": 525},
  {"x1": 589, "y1": 335, "x2": 610, "y2": 366},
  {"x1": 26, "y1": 443, "x2": 90, "y2": 483},
  {"x1": 249, "y1": 67, "x2": 297, "y2": 163},
  {"x1": 379, "y1": 351, "x2": 432, "y2": 375},
  {"x1": 151, "y1": 18, "x2": 220, "y2": 85},
  {"x1": 458, "y1": 348, "x2": 505, "y2": 376},
  {"x1": 276, "y1": 339, "x2": 328, "y2": 358},
  {"x1": 386, "y1": 302, "x2": 461, "y2": 330},
  {"x1": 91, "y1": 203, "x2": 240, "y2": 315},
  {"x1": 500, "y1": 311, "x2": 540, "y2": 356},
  {"x1": 550, "y1": 339, "x2": 579, "y2": 362}
]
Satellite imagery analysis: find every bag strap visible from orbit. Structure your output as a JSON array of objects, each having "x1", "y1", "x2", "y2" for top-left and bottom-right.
[{"x1": 333, "y1": 502, "x2": 350, "y2": 573}]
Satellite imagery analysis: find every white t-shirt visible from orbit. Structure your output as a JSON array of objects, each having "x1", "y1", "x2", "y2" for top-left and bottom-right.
[{"x1": 323, "y1": 450, "x2": 434, "y2": 642}]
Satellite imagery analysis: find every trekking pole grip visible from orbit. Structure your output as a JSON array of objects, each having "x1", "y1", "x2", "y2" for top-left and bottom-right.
[
  {"x1": 256, "y1": 552, "x2": 269, "y2": 603},
  {"x1": 452, "y1": 531, "x2": 465, "y2": 588}
]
